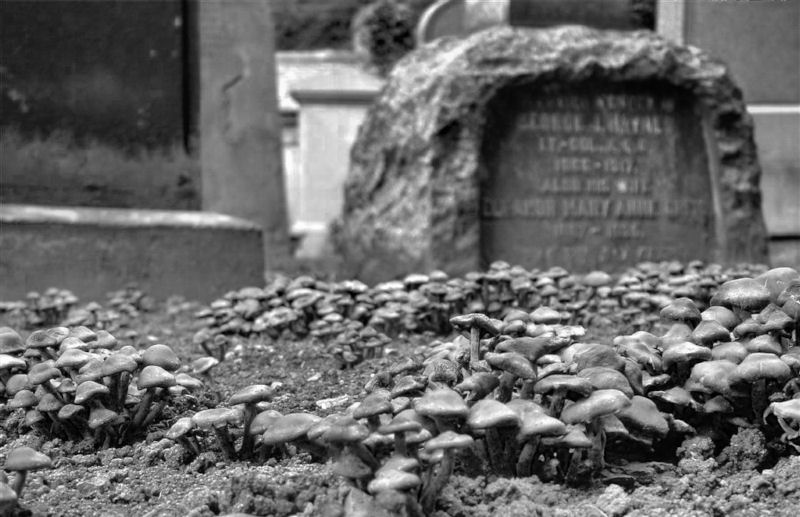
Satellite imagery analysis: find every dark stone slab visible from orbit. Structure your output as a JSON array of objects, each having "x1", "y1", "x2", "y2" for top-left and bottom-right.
[
  {"x1": 333, "y1": 26, "x2": 769, "y2": 282},
  {"x1": 0, "y1": 205, "x2": 264, "y2": 302},
  {"x1": 0, "y1": 0, "x2": 200, "y2": 209},
  {"x1": 479, "y1": 83, "x2": 713, "y2": 271}
]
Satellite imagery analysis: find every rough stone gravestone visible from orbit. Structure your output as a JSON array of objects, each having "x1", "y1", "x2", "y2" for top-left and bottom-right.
[{"x1": 333, "y1": 26, "x2": 768, "y2": 282}]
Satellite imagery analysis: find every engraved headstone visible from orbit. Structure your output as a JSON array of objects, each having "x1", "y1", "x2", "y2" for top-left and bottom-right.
[
  {"x1": 334, "y1": 27, "x2": 768, "y2": 282},
  {"x1": 479, "y1": 83, "x2": 713, "y2": 271}
]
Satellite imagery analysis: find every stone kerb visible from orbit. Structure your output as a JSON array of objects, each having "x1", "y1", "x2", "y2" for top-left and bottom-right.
[{"x1": 333, "y1": 25, "x2": 768, "y2": 283}]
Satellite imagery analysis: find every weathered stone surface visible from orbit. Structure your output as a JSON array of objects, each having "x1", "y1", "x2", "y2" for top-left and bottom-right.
[
  {"x1": 333, "y1": 26, "x2": 768, "y2": 282},
  {"x1": 0, "y1": 205, "x2": 264, "y2": 302}
]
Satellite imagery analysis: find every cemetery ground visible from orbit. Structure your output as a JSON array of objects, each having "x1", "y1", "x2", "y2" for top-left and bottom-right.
[{"x1": 2, "y1": 277, "x2": 800, "y2": 517}]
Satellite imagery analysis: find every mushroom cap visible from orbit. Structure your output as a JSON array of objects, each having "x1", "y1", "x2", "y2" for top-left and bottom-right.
[
  {"x1": 542, "y1": 425, "x2": 592, "y2": 448},
  {"x1": 560, "y1": 389, "x2": 631, "y2": 424},
  {"x1": 424, "y1": 430, "x2": 474, "y2": 452},
  {"x1": 691, "y1": 320, "x2": 732, "y2": 347},
  {"x1": 142, "y1": 344, "x2": 181, "y2": 371},
  {"x1": 191, "y1": 356, "x2": 220, "y2": 375},
  {"x1": 766, "y1": 398, "x2": 800, "y2": 422},
  {"x1": 91, "y1": 330, "x2": 118, "y2": 350},
  {"x1": 192, "y1": 407, "x2": 240, "y2": 429},
  {"x1": 744, "y1": 335, "x2": 783, "y2": 355},
  {"x1": 74, "y1": 380, "x2": 111, "y2": 404},
  {"x1": 512, "y1": 402, "x2": 567, "y2": 439},
  {"x1": 0, "y1": 327, "x2": 24, "y2": 354},
  {"x1": 137, "y1": 365, "x2": 176, "y2": 389},
  {"x1": 494, "y1": 336, "x2": 555, "y2": 362},
  {"x1": 413, "y1": 388, "x2": 468, "y2": 419},
  {"x1": 484, "y1": 352, "x2": 536, "y2": 379},
  {"x1": 711, "y1": 278, "x2": 771, "y2": 313},
  {"x1": 733, "y1": 318, "x2": 764, "y2": 338},
  {"x1": 76, "y1": 358, "x2": 105, "y2": 383},
  {"x1": 616, "y1": 395, "x2": 669, "y2": 439},
  {"x1": 25, "y1": 330, "x2": 58, "y2": 349},
  {"x1": 250, "y1": 409, "x2": 284, "y2": 435},
  {"x1": 530, "y1": 307, "x2": 562, "y2": 325},
  {"x1": 68, "y1": 326, "x2": 97, "y2": 343},
  {"x1": 378, "y1": 409, "x2": 430, "y2": 436},
  {"x1": 28, "y1": 362, "x2": 61, "y2": 385},
  {"x1": 660, "y1": 298, "x2": 702, "y2": 326},
  {"x1": 449, "y1": 313, "x2": 500, "y2": 336},
  {"x1": 378, "y1": 455, "x2": 420, "y2": 473},
  {"x1": 711, "y1": 342, "x2": 749, "y2": 364},
  {"x1": 0, "y1": 353, "x2": 27, "y2": 372},
  {"x1": 755, "y1": 267, "x2": 800, "y2": 303},
  {"x1": 228, "y1": 384, "x2": 274, "y2": 406},
  {"x1": 37, "y1": 393, "x2": 64, "y2": 413},
  {"x1": 583, "y1": 271, "x2": 613, "y2": 288},
  {"x1": 175, "y1": 373, "x2": 204, "y2": 391},
  {"x1": 166, "y1": 417, "x2": 195, "y2": 440},
  {"x1": 703, "y1": 395, "x2": 734, "y2": 414},
  {"x1": 4, "y1": 447, "x2": 52, "y2": 471},
  {"x1": 367, "y1": 470, "x2": 421, "y2": 493},
  {"x1": 55, "y1": 348, "x2": 94, "y2": 370},
  {"x1": 576, "y1": 367, "x2": 634, "y2": 398},
  {"x1": 57, "y1": 404, "x2": 86, "y2": 420},
  {"x1": 100, "y1": 353, "x2": 138, "y2": 377},
  {"x1": 0, "y1": 481, "x2": 18, "y2": 509},
  {"x1": 353, "y1": 390, "x2": 393, "y2": 420},
  {"x1": 467, "y1": 399, "x2": 520, "y2": 430},
  {"x1": 320, "y1": 416, "x2": 369, "y2": 444},
  {"x1": 701, "y1": 306, "x2": 740, "y2": 331},
  {"x1": 88, "y1": 406, "x2": 119, "y2": 429},
  {"x1": 332, "y1": 451, "x2": 373, "y2": 480},
  {"x1": 533, "y1": 374, "x2": 594, "y2": 397},
  {"x1": 9, "y1": 389, "x2": 37, "y2": 409},
  {"x1": 730, "y1": 353, "x2": 792, "y2": 385},
  {"x1": 614, "y1": 337, "x2": 662, "y2": 373},
  {"x1": 454, "y1": 372, "x2": 499, "y2": 398},
  {"x1": 684, "y1": 360, "x2": 739, "y2": 396},
  {"x1": 573, "y1": 344, "x2": 626, "y2": 371},
  {"x1": 390, "y1": 375, "x2": 427, "y2": 398},
  {"x1": 662, "y1": 341, "x2": 712, "y2": 370}
]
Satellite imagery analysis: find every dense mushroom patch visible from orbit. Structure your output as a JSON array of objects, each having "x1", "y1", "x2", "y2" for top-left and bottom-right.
[{"x1": 2, "y1": 261, "x2": 799, "y2": 515}]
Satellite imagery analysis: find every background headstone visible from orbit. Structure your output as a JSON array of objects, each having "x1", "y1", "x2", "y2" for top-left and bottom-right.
[
  {"x1": 480, "y1": 83, "x2": 713, "y2": 271},
  {"x1": 0, "y1": 0, "x2": 198, "y2": 209},
  {"x1": 198, "y1": 0, "x2": 290, "y2": 264},
  {"x1": 334, "y1": 26, "x2": 769, "y2": 282}
]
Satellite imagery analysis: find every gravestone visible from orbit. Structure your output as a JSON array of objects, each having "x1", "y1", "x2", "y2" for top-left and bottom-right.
[
  {"x1": 480, "y1": 83, "x2": 712, "y2": 271},
  {"x1": 333, "y1": 26, "x2": 768, "y2": 283}
]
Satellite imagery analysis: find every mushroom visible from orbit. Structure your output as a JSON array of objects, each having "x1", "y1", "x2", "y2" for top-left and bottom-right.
[
  {"x1": 227, "y1": 384, "x2": 274, "y2": 459},
  {"x1": 191, "y1": 407, "x2": 242, "y2": 460},
  {"x1": 412, "y1": 388, "x2": 468, "y2": 433},
  {"x1": 466, "y1": 399, "x2": 519, "y2": 476},
  {"x1": 3, "y1": 446, "x2": 52, "y2": 497},
  {"x1": 560, "y1": 389, "x2": 631, "y2": 472},
  {"x1": 449, "y1": 313, "x2": 500, "y2": 372},
  {"x1": 419, "y1": 430, "x2": 473, "y2": 512},
  {"x1": 763, "y1": 398, "x2": 800, "y2": 450},
  {"x1": 507, "y1": 398, "x2": 566, "y2": 477},
  {"x1": 132, "y1": 365, "x2": 176, "y2": 429}
]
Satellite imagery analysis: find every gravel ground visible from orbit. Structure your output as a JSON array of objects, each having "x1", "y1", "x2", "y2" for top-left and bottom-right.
[{"x1": 2, "y1": 304, "x2": 799, "y2": 517}]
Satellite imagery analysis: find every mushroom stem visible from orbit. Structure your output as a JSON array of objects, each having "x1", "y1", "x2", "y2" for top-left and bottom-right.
[
  {"x1": 238, "y1": 404, "x2": 258, "y2": 459},
  {"x1": 142, "y1": 396, "x2": 168, "y2": 428},
  {"x1": 132, "y1": 387, "x2": 156, "y2": 428},
  {"x1": 117, "y1": 371, "x2": 132, "y2": 409},
  {"x1": 516, "y1": 436, "x2": 541, "y2": 477},
  {"x1": 11, "y1": 470, "x2": 27, "y2": 497},
  {"x1": 213, "y1": 424, "x2": 237, "y2": 460},
  {"x1": 496, "y1": 372, "x2": 516, "y2": 403},
  {"x1": 469, "y1": 326, "x2": 481, "y2": 367},
  {"x1": 485, "y1": 427, "x2": 508, "y2": 475},
  {"x1": 393, "y1": 433, "x2": 408, "y2": 456},
  {"x1": 420, "y1": 450, "x2": 454, "y2": 514}
]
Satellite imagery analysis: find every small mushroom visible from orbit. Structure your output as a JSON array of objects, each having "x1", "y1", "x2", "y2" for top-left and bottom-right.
[{"x1": 3, "y1": 446, "x2": 52, "y2": 497}]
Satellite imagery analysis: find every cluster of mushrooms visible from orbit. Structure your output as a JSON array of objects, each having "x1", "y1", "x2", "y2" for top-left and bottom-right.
[
  {"x1": 192, "y1": 261, "x2": 769, "y2": 367},
  {"x1": 0, "y1": 288, "x2": 78, "y2": 328},
  {"x1": 164, "y1": 264, "x2": 800, "y2": 515},
  {"x1": 2, "y1": 262, "x2": 799, "y2": 516},
  {"x1": 0, "y1": 325, "x2": 201, "y2": 448}
]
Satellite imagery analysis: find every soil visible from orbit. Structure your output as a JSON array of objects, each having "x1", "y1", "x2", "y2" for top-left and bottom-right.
[{"x1": 2, "y1": 304, "x2": 799, "y2": 517}]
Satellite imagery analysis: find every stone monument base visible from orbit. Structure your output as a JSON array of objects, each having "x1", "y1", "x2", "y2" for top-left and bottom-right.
[{"x1": 0, "y1": 205, "x2": 265, "y2": 302}]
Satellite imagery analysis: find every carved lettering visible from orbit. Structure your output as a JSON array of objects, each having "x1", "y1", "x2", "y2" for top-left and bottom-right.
[{"x1": 480, "y1": 84, "x2": 713, "y2": 271}]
